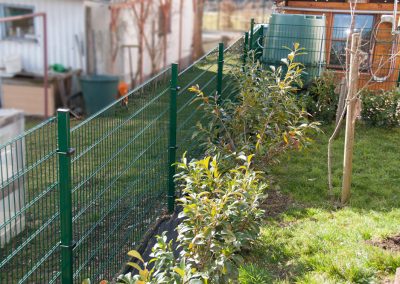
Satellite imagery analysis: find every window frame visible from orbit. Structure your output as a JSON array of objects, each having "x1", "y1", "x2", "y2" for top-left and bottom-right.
[
  {"x1": 328, "y1": 13, "x2": 375, "y2": 72},
  {"x1": 0, "y1": 4, "x2": 37, "y2": 42}
]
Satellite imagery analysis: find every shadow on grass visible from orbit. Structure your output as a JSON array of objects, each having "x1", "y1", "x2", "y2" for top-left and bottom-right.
[
  {"x1": 273, "y1": 124, "x2": 400, "y2": 212},
  {"x1": 241, "y1": 124, "x2": 400, "y2": 283}
]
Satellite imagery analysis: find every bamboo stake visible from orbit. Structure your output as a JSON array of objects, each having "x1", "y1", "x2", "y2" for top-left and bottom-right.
[{"x1": 341, "y1": 33, "x2": 360, "y2": 205}]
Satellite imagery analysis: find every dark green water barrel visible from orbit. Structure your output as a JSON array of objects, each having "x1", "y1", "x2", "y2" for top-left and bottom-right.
[
  {"x1": 80, "y1": 75, "x2": 119, "y2": 116},
  {"x1": 262, "y1": 14, "x2": 326, "y2": 83}
]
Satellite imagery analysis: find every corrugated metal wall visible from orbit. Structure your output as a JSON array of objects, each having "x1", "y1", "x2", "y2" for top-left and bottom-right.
[{"x1": 0, "y1": 0, "x2": 85, "y2": 74}]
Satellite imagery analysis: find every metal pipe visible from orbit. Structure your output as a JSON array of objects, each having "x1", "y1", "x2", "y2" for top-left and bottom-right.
[
  {"x1": 0, "y1": 12, "x2": 44, "y2": 23},
  {"x1": 43, "y1": 14, "x2": 48, "y2": 118},
  {"x1": 0, "y1": 13, "x2": 49, "y2": 118},
  {"x1": 279, "y1": 6, "x2": 398, "y2": 14}
]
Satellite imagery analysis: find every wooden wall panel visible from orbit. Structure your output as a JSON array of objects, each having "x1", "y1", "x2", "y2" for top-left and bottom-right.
[
  {"x1": 280, "y1": 2, "x2": 400, "y2": 90},
  {"x1": 2, "y1": 83, "x2": 55, "y2": 116}
]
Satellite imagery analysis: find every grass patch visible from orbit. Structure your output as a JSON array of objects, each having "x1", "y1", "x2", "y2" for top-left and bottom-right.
[{"x1": 241, "y1": 124, "x2": 400, "y2": 283}]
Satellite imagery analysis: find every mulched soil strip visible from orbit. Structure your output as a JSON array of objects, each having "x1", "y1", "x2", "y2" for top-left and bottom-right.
[
  {"x1": 117, "y1": 209, "x2": 182, "y2": 278},
  {"x1": 260, "y1": 189, "x2": 293, "y2": 218},
  {"x1": 140, "y1": 209, "x2": 182, "y2": 262},
  {"x1": 115, "y1": 190, "x2": 294, "y2": 281},
  {"x1": 368, "y1": 234, "x2": 400, "y2": 252}
]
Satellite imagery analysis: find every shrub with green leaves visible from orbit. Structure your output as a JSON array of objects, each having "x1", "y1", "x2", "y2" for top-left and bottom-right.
[
  {"x1": 175, "y1": 154, "x2": 267, "y2": 283},
  {"x1": 303, "y1": 71, "x2": 338, "y2": 123},
  {"x1": 107, "y1": 232, "x2": 206, "y2": 284},
  {"x1": 191, "y1": 45, "x2": 320, "y2": 166},
  {"x1": 102, "y1": 154, "x2": 266, "y2": 284},
  {"x1": 361, "y1": 88, "x2": 400, "y2": 127}
]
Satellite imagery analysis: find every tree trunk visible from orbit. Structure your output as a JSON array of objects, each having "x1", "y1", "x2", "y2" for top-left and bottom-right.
[{"x1": 192, "y1": 0, "x2": 205, "y2": 60}]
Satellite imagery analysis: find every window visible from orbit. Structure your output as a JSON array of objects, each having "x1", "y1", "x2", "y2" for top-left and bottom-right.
[
  {"x1": 1, "y1": 5, "x2": 35, "y2": 40},
  {"x1": 329, "y1": 14, "x2": 374, "y2": 70}
]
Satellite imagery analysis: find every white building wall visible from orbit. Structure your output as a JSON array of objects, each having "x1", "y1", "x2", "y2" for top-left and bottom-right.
[
  {"x1": 0, "y1": 0, "x2": 194, "y2": 80},
  {"x1": 169, "y1": 0, "x2": 194, "y2": 66},
  {"x1": 0, "y1": 0, "x2": 85, "y2": 74},
  {"x1": 89, "y1": 0, "x2": 194, "y2": 84}
]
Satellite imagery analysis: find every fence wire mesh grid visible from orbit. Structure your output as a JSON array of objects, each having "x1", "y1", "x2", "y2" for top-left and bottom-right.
[
  {"x1": 0, "y1": 36, "x2": 245, "y2": 283},
  {"x1": 0, "y1": 119, "x2": 60, "y2": 283},
  {"x1": 70, "y1": 68, "x2": 171, "y2": 282}
]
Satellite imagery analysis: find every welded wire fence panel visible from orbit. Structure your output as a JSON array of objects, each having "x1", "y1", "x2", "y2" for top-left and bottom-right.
[
  {"x1": 251, "y1": 25, "x2": 265, "y2": 58},
  {"x1": 0, "y1": 35, "x2": 252, "y2": 284},
  {"x1": 175, "y1": 37, "x2": 246, "y2": 160},
  {"x1": 70, "y1": 68, "x2": 171, "y2": 282},
  {"x1": 0, "y1": 118, "x2": 60, "y2": 284},
  {"x1": 176, "y1": 47, "x2": 219, "y2": 159},
  {"x1": 221, "y1": 37, "x2": 245, "y2": 101}
]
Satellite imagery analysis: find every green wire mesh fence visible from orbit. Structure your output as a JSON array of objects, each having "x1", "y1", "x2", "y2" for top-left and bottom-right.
[
  {"x1": 176, "y1": 46, "x2": 219, "y2": 158},
  {"x1": 0, "y1": 118, "x2": 60, "y2": 284},
  {"x1": 0, "y1": 34, "x2": 248, "y2": 284},
  {"x1": 70, "y1": 67, "x2": 171, "y2": 282}
]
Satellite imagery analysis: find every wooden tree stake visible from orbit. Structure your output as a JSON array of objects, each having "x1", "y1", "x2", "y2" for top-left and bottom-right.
[
  {"x1": 341, "y1": 33, "x2": 360, "y2": 204},
  {"x1": 394, "y1": 267, "x2": 400, "y2": 284}
]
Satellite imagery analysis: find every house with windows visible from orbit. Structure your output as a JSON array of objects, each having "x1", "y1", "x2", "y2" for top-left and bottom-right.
[
  {"x1": 0, "y1": 0, "x2": 195, "y2": 115},
  {"x1": 274, "y1": 0, "x2": 400, "y2": 90}
]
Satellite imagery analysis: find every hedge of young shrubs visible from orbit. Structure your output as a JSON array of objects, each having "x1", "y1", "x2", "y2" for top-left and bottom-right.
[
  {"x1": 92, "y1": 45, "x2": 323, "y2": 284},
  {"x1": 97, "y1": 45, "x2": 400, "y2": 284}
]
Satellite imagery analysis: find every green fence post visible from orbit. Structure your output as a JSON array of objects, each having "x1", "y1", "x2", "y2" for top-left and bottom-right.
[
  {"x1": 217, "y1": 42, "x2": 224, "y2": 99},
  {"x1": 243, "y1": 32, "x2": 249, "y2": 69},
  {"x1": 249, "y1": 18, "x2": 255, "y2": 50},
  {"x1": 57, "y1": 109, "x2": 74, "y2": 284},
  {"x1": 168, "y1": 63, "x2": 178, "y2": 214}
]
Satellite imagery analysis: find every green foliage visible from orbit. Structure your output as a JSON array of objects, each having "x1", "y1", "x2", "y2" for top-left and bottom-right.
[
  {"x1": 361, "y1": 88, "x2": 400, "y2": 127},
  {"x1": 175, "y1": 154, "x2": 267, "y2": 283},
  {"x1": 238, "y1": 264, "x2": 272, "y2": 284},
  {"x1": 303, "y1": 71, "x2": 338, "y2": 123},
  {"x1": 121, "y1": 233, "x2": 206, "y2": 284},
  {"x1": 241, "y1": 125, "x2": 400, "y2": 283},
  {"x1": 109, "y1": 154, "x2": 265, "y2": 284},
  {"x1": 191, "y1": 45, "x2": 320, "y2": 166}
]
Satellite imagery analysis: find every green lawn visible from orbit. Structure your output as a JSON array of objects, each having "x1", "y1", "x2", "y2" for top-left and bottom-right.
[{"x1": 240, "y1": 124, "x2": 400, "y2": 283}]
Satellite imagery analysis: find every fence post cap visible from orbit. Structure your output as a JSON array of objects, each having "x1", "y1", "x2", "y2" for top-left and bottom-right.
[{"x1": 57, "y1": 108, "x2": 70, "y2": 113}]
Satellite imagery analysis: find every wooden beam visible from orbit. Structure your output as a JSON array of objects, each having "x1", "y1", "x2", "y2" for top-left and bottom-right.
[{"x1": 286, "y1": 1, "x2": 399, "y2": 11}]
